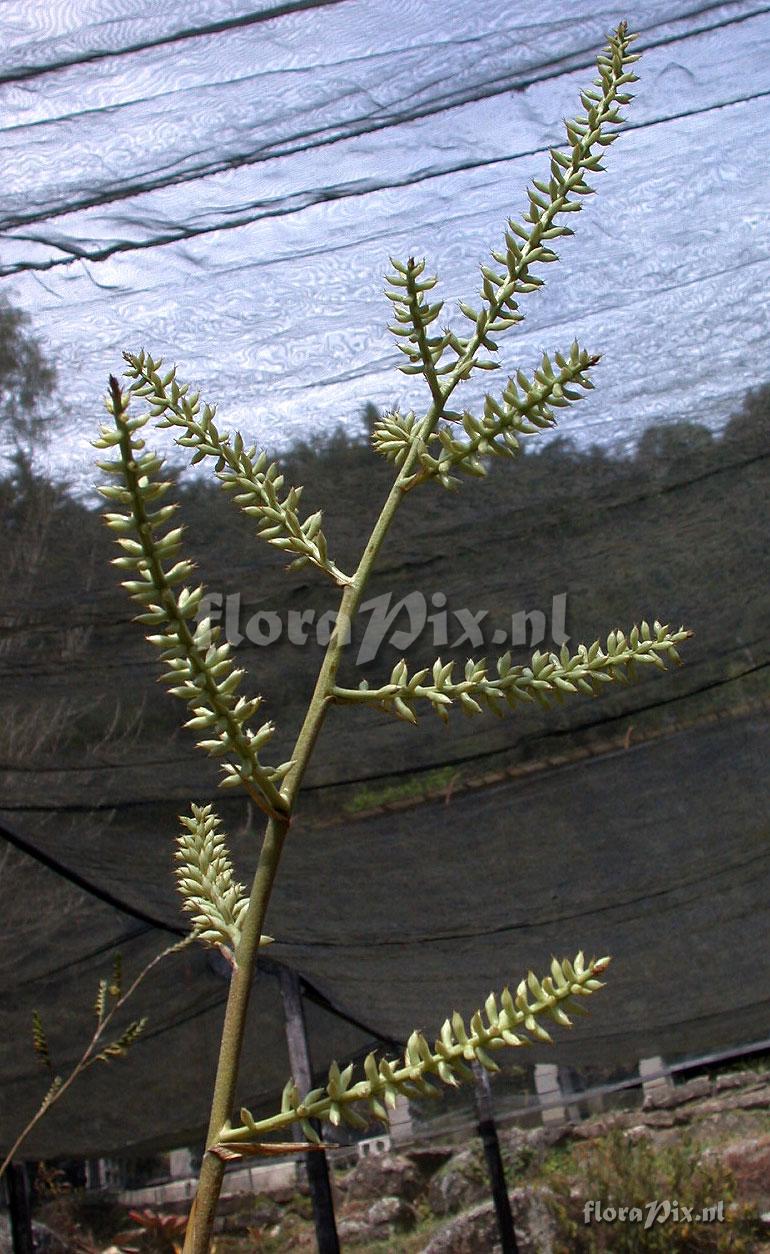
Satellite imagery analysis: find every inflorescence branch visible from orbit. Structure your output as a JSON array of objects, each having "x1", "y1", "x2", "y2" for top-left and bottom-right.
[
  {"x1": 95, "y1": 379, "x2": 291, "y2": 821},
  {"x1": 217, "y1": 952, "x2": 609, "y2": 1153},
  {"x1": 372, "y1": 22, "x2": 640, "y2": 489},
  {"x1": 123, "y1": 351, "x2": 351, "y2": 587},
  {"x1": 417, "y1": 342, "x2": 598, "y2": 488},
  {"x1": 2, "y1": 940, "x2": 194, "y2": 1182},
  {"x1": 333, "y1": 623, "x2": 692, "y2": 724},
  {"x1": 175, "y1": 804, "x2": 275, "y2": 957}
]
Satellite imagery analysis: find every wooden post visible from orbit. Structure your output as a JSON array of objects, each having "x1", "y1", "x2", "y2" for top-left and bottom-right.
[
  {"x1": 472, "y1": 1064, "x2": 519, "y2": 1254},
  {"x1": 6, "y1": 1163, "x2": 34, "y2": 1254},
  {"x1": 279, "y1": 967, "x2": 340, "y2": 1254}
]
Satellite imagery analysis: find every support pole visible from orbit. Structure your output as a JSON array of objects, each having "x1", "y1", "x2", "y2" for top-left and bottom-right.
[
  {"x1": 534, "y1": 1062, "x2": 567, "y2": 1125},
  {"x1": 472, "y1": 1064, "x2": 518, "y2": 1254},
  {"x1": 279, "y1": 967, "x2": 340, "y2": 1254},
  {"x1": 6, "y1": 1163, "x2": 34, "y2": 1254},
  {"x1": 639, "y1": 1055, "x2": 672, "y2": 1101}
]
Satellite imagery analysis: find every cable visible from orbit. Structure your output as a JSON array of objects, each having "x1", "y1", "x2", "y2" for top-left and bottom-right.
[
  {"x1": 0, "y1": 0, "x2": 351, "y2": 87},
  {"x1": 5, "y1": 80, "x2": 770, "y2": 277}
]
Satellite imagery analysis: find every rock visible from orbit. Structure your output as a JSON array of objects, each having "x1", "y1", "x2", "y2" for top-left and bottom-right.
[
  {"x1": 642, "y1": 1076, "x2": 712, "y2": 1110},
  {"x1": 720, "y1": 1134, "x2": 770, "y2": 1205},
  {"x1": 500, "y1": 1125, "x2": 530, "y2": 1155},
  {"x1": 510, "y1": 1185, "x2": 560, "y2": 1254},
  {"x1": 716, "y1": 1070, "x2": 760, "y2": 1091},
  {"x1": 420, "y1": 1199, "x2": 500, "y2": 1253},
  {"x1": 640, "y1": 1110, "x2": 678, "y2": 1128},
  {"x1": 525, "y1": 1123, "x2": 572, "y2": 1150},
  {"x1": 367, "y1": 1195, "x2": 417, "y2": 1235},
  {"x1": 343, "y1": 1152, "x2": 423, "y2": 1204},
  {"x1": 624, "y1": 1124, "x2": 653, "y2": 1141},
  {"x1": 695, "y1": 1085, "x2": 770, "y2": 1117},
  {"x1": 405, "y1": 1146, "x2": 455, "y2": 1178},
  {"x1": 427, "y1": 1149, "x2": 487, "y2": 1217},
  {"x1": 571, "y1": 1117, "x2": 615, "y2": 1141},
  {"x1": 421, "y1": 1186, "x2": 558, "y2": 1254},
  {"x1": 499, "y1": 1126, "x2": 539, "y2": 1175},
  {"x1": 337, "y1": 1217, "x2": 370, "y2": 1242}
]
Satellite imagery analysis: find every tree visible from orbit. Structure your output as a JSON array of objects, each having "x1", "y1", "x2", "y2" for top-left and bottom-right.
[{"x1": 0, "y1": 295, "x2": 56, "y2": 462}]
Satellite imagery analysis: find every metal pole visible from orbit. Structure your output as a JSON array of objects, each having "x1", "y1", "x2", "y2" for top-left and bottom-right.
[
  {"x1": 6, "y1": 1163, "x2": 34, "y2": 1254},
  {"x1": 279, "y1": 966, "x2": 340, "y2": 1254},
  {"x1": 472, "y1": 1063, "x2": 519, "y2": 1254}
]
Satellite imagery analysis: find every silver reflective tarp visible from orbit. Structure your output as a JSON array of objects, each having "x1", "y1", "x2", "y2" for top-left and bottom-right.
[{"x1": 1, "y1": 1, "x2": 768, "y2": 486}]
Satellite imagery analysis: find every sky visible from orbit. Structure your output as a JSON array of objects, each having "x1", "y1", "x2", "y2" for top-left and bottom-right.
[{"x1": 1, "y1": 0, "x2": 768, "y2": 492}]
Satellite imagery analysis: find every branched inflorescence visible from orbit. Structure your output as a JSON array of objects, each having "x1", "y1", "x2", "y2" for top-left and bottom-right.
[
  {"x1": 175, "y1": 804, "x2": 274, "y2": 954},
  {"x1": 372, "y1": 22, "x2": 640, "y2": 487},
  {"x1": 29, "y1": 959, "x2": 146, "y2": 1112},
  {"x1": 219, "y1": 953, "x2": 609, "y2": 1151},
  {"x1": 334, "y1": 623, "x2": 692, "y2": 724},
  {"x1": 86, "y1": 26, "x2": 697, "y2": 1237},
  {"x1": 122, "y1": 351, "x2": 350, "y2": 586},
  {"x1": 94, "y1": 380, "x2": 292, "y2": 821}
]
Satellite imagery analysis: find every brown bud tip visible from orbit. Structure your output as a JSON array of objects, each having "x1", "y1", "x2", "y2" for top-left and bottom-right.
[{"x1": 592, "y1": 956, "x2": 612, "y2": 974}]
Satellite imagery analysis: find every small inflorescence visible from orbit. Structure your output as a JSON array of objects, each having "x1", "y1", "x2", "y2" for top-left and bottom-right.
[
  {"x1": 373, "y1": 22, "x2": 640, "y2": 489},
  {"x1": 123, "y1": 351, "x2": 350, "y2": 586},
  {"x1": 175, "y1": 803, "x2": 274, "y2": 955}
]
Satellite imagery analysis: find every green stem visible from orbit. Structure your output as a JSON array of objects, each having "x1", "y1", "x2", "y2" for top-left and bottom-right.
[
  {"x1": 183, "y1": 813, "x2": 289, "y2": 1249},
  {"x1": 180, "y1": 41, "x2": 639, "y2": 1248},
  {"x1": 182, "y1": 409, "x2": 445, "y2": 1253},
  {"x1": 404, "y1": 260, "x2": 446, "y2": 413}
]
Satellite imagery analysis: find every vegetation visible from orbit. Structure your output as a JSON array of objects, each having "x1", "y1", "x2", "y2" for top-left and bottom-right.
[
  {"x1": 344, "y1": 765, "x2": 460, "y2": 814},
  {"x1": 0, "y1": 292, "x2": 57, "y2": 463},
  {"x1": 0, "y1": 943, "x2": 193, "y2": 1183},
  {"x1": 547, "y1": 1129, "x2": 760, "y2": 1252}
]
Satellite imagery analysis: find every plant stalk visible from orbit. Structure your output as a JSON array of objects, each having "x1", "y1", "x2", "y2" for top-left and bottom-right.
[{"x1": 182, "y1": 405, "x2": 451, "y2": 1253}]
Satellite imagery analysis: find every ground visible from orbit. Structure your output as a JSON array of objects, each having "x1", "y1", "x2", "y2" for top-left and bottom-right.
[{"x1": 23, "y1": 1062, "x2": 770, "y2": 1252}]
